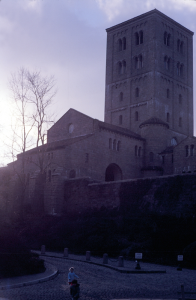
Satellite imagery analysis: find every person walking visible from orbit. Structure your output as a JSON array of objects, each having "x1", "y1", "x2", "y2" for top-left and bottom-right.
[
  {"x1": 70, "y1": 279, "x2": 80, "y2": 300},
  {"x1": 68, "y1": 267, "x2": 79, "y2": 285}
]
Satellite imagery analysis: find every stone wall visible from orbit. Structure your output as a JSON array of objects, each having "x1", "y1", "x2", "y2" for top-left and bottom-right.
[{"x1": 64, "y1": 174, "x2": 196, "y2": 217}]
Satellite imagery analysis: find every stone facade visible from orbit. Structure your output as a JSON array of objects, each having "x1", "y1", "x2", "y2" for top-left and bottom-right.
[{"x1": 4, "y1": 9, "x2": 196, "y2": 215}]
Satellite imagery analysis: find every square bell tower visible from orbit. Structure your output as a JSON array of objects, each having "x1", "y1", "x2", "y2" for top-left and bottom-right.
[{"x1": 104, "y1": 9, "x2": 194, "y2": 137}]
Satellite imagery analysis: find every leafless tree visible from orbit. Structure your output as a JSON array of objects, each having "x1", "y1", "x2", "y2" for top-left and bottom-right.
[{"x1": 8, "y1": 67, "x2": 56, "y2": 217}]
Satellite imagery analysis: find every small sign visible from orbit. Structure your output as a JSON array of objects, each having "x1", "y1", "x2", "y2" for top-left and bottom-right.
[
  {"x1": 178, "y1": 255, "x2": 183, "y2": 261},
  {"x1": 135, "y1": 253, "x2": 142, "y2": 259}
]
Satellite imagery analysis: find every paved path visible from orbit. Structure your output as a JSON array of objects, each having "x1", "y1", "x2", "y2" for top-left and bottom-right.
[{"x1": 0, "y1": 252, "x2": 195, "y2": 300}]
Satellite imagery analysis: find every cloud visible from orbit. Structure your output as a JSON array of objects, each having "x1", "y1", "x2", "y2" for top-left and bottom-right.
[{"x1": 96, "y1": 0, "x2": 124, "y2": 21}]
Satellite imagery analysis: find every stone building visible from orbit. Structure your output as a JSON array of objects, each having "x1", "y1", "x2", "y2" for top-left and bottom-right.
[{"x1": 6, "y1": 9, "x2": 196, "y2": 214}]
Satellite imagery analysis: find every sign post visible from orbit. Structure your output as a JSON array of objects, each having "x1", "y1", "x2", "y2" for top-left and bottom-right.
[
  {"x1": 177, "y1": 255, "x2": 183, "y2": 271},
  {"x1": 135, "y1": 253, "x2": 142, "y2": 270}
]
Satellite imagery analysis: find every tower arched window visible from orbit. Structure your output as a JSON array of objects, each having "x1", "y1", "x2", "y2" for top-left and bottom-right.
[
  {"x1": 139, "y1": 55, "x2": 143, "y2": 68},
  {"x1": 118, "y1": 61, "x2": 122, "y2": 74},
  {"x1": 135, "y1": 111, "x2": 138, "y2": 121},
  {"x1": 135, "y1": 87, "x2": 139, "y2": 97},
  {"x1": 119, "y1": 92, "x2": 123, "y2": 102},
  {"x1": 164, "y1": 32, "x2": 170, "y2": 46},
  {"x1": 167, "y1": 89, "x2": 170, "y2": 98},
  {"x1": 164, "y1": 56, "x2": 170, "y2": 70},
  {"x1": 123, "y1": 60, "x2": 126, "y2": 73},
  {"x1": 118, "y1": 39, "x2": 122, "y2": 51},
  {"x1": 135, "y1": 32, "x2": 139, "y2": 45},
  {"x1": 119, "y1": 115, "x2": 123, "y2": 125},
  {"x1": 122, "y1": 37, "x2": 126, "y2": 50}
]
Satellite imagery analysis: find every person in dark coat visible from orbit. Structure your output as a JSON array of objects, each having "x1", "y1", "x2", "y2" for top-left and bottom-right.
[{"x1": 70, "y1": 279, "x2": 80, "y2": 300}]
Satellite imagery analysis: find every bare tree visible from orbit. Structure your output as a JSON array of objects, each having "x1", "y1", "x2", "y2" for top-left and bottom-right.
[{"x1": 8, "y1": 68, "x2": 56, "y2": 217}]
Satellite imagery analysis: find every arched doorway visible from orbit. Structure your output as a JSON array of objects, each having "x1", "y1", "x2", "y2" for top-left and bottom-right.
[{"x1": 105, "y1": 163, "x2": 122, "y2": 182}]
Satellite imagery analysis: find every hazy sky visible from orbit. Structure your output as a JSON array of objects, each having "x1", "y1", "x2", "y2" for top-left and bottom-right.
[{"x1": 0, "y1": 0, "x2": 196, "y2": 163}]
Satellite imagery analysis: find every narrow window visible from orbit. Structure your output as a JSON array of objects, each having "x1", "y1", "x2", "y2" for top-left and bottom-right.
[
  {"x1": 135, "y1": 87, "x2": 139, "y2": 97},
  {"x1": 118, "y1": 39, "x2": 122, "y2": 51},
  {"x1": 109, "y1": 138, "x2": 112, "y2": 149},
  {"x1": 180, "y1": 64, "x2": 183, "y2": 77},
  {"x1": 135, "y1": 57, "x2": 138, "y2": 69},
  {"x1": 113, "y1": 139, "x2": 116, "y2": 150},
  {"x1": 167, "y1": 89, "x2": 170, "y2": 98},
  {"x1": 119, "y1": 115, "x2": 122, "y2": 125},
  {"x1": 185, "y1": 145, "x2": 189, "y2": 157},
  {"x1": 179, "y1": 117, "x2": 182, "y2": 127},
  {"x1": 167, "y1": 113, "x2": 170, "y2": 123},
  {"x1": 164, "y1": 56, "x2": 170, "y2": 70},
  {"x1": 135, "y1": 111, "x2": 138, "y2": 121},
  {"x1": 122, "y1": 37, "x2": 126, "y2": 50},
  {"x1": 162, "y1": 156, "x2": 165, "y2": 165},
  {"x1": 164, "y1": 32, "x2": 167, "y2": 45},
  {"x1": 117, "y1": 141, "x2": 121, "y2": 151},
  {"x1": 180, "y1": 41, "x2": 183, "y2": 54},
  {"x1": 119, "y1": 92, "x2": 123, "y2": 102},
  {"x1": 190, "y1": 145, "x2": 194, "y2": 156},
  {"x1": 139, "y1": 55, "x2": 143, "y2": 68},
  {"x1": 177, "y1": 39, "x2": 180, "y2": 52},
  {"x1": 149, "y1": 152, "x2": 154, "y2": 162},
  {"x1": 135, "y1": 32, "x2": 139, "y2": 45},
  {"x1": 135, "y1": 145, "x2": 138, "y2": 156}
]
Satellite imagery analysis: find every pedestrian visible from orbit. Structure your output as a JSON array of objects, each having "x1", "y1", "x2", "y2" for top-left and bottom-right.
[
  {"x1": 68, "y1": 267, "x2": 79, "y2": 285},
  {"x1": 70, "y1": 279, "x2": 80, "y2": 300}
]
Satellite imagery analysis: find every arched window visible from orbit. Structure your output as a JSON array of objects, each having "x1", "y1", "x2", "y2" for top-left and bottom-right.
[
  {"x1": 118, "y1": 61, "x2": 122, "y2": 74},
  {"x1": 123, "y1": 60, "x2": 126, "y2": 73},
  {"x1": 139, "y1": 31, "x2": 143, "y2": 44},
  {"x1": 119, "y1": 115, "x2": 122, "y2": 125},
  {"x1": 139, "y1": 55, "x2": 143, "y2": 68},
  {"x1": 135, "y1": 87, "x2": 139, "y2": 97},
  {"x1": 180, "y1": 41, "x2": 184, "y2": 54},
  {"x1": 177, "y1": 39, "x2": 183, "y2": 54},
  {"x1": 122, "y1": 37, "x2": 126, "y2": 50},
  {"x1": 118, "y1": 39, "x2": 122, "y2": 51},
  {"x1": 179, "y1": 117, "x2": 182, "y2": 127},
  {"x1": 190, "y1": 145, "x2": 194, "y2": 156},
  {"x1": 109, "y1": 138, "x2": 112, "y2": 149},
  {"x1": 179, "y1": 94, "x2": 182, "y2": 104},
  {"x1": 119, "y1": 92, "x2": 123, "y2": 102},
  {"x1": 117, "y1": 141, "x2": 121, "y2": 151},
  {"x1": 164, "y1": 32, "x2": 170, "y2": 46},
  {"x1": 167, "y1": 89, "x2": 170, "y2": 98},
  {"x1": 180, "y1": 64, "x2": 183, "y2": 77},
  {"x1": 135, "y1": 145, "x2": 138, "y2": 156},
  {"x1": 167, "y1": 112, "x2": 170, "y2": 123},
  {"x1": 185, "y1": 145, "x2": 189, "y2": 157},
  {"x1": 164, "y1": 56, "x2": 170, "y2": 70},
  {"x1": 113, "y1": 139, "x2": 116, "y2": 150},
  {"x1": 135, "y1": 111, "x2": 138, "y2": 121},
  {"x1": 149, "y1": 152, "x2": 154, "y2": 162},
  {"x1": 135, "y1": 56, "x2": 139, "y2": 69},
  {"x1": 135, "y1": 32, "x2": 139, "y2": 45}
]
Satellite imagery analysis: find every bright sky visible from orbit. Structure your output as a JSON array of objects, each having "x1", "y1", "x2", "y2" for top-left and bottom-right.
[{"x1": 0, "y1": 0, "x2": 196, "y2": 164}]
